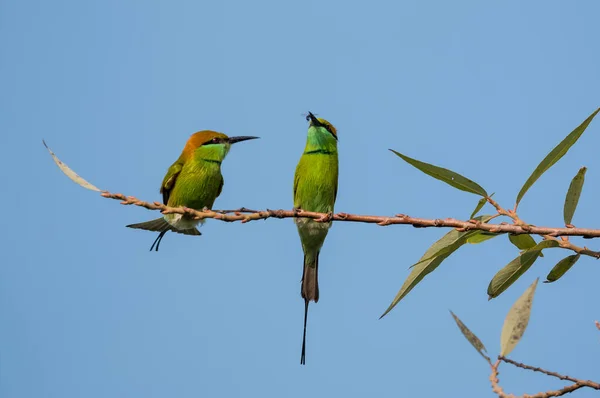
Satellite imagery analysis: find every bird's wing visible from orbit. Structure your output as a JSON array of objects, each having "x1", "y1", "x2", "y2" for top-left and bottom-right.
[
  {"x1": 160, "y1": 161, "x2": 183, "y2": 205},
  {"x1": 293, "y1": 161, "x2": 302, "y2": 208},
  {"x1": 334, "y1": 178, "x2": 338, "y2": 202},
  {"x1": 217, "y1": 176, "x2": 224, "y2": 198},
  {"x1": 334, "y1": 159, "x2": 339, "y2": 202}
]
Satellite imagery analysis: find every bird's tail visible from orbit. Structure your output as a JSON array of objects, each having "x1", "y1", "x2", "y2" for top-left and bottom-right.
[
  {"x1": 302, "y1": 251, "x2": 320, "y2": 302},
  {"x1": 126, "y1": 217, "x2": 201, "y2": 251},
  {"x1": 300, "y1": 251, "x2": 319, "y2": 365}
]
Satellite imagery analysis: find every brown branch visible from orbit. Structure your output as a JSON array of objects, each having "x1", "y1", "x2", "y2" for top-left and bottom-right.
[
  {"x1": 100, "y1": 191, "x2": 600, "y2": 258},
  {"x1": 484, "y1": 196, "x2": 600, "y2": 259},
  {"x1": 595, "y1": 321, "x2": 600, "y2": 331},
  {"x1": 490, "y1": 360, "x2": 510, "y2": 397},
  {"x1": 490, "y1": 359, "x2": 599, "y2": 398},
  {"x1": 99, "y1": 191, "x2": 600, "y2": 237},
  {"x1": 558, "y1": 241, "x2": 600, "y2": 258},
  {"x1": 499, "y1": 356, "x2": 600, "y2": 389},
  {"x1": 487, "y1": 196, "x2": 524, "y2": 225},
  {"x1": 540, "y1": 235, "x2": 600, "y2": 259}
]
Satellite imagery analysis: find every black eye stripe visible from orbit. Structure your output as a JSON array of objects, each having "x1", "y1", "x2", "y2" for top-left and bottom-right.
[{"x1": 203, "y1": 137, "x2": 223, "y2": 145}]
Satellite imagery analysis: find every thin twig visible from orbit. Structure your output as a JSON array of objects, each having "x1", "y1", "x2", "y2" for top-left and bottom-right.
[
  {"x1": 499, "y1": 356, "x2": 600, "y2": 389},
  {"x1": 490, "y1": 360, "x2": 510, "y2": 397},
  {"x1": 541, "y1": 235, "x2": 600, "y2": 259},
  {"x1": 490, "y1": 360, "x2": 599, "y2": 398},
  {"x1": 487, "y1": 196, "x2": 600, "y2": 258},
  {"x1": 100, "y1": 191, "x2": 600, "y2": 259},
  {"x1": 487, "y1": 196, "x2": 518, "y2": 221}
]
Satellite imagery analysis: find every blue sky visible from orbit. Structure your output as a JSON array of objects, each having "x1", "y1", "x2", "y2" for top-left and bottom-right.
[{"x1": 2, "y1": 0, "x2": 600, "y2": 397}]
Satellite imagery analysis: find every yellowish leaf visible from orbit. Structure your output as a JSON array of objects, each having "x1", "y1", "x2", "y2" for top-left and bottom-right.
[{"x1": 43, "y1": 140, "x2": 102, "y2": 192}]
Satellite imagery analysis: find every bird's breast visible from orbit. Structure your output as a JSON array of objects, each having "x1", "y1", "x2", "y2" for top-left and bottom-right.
[{"x1": 168, "y1": 163, "x2": 223, "y2": 210}]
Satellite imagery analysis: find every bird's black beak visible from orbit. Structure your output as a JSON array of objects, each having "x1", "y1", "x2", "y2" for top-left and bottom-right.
[
  {"x1": 228, "y1": 136, "x2": 260, "y2": 144},
  {"x1": 306, "y1": 112, "x2": 322, "y2": 127}
]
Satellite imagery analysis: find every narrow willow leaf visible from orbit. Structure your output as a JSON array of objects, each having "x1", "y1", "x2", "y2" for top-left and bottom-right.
[
  {"x1": 410, "y1": 215, "x2": 493, "y2": 268},
  {"x1": 508, "y1": 234, "x2": 543, "y2": 256},
  {"x1": 500, "y1": 279, "x2": 539, "y2": 356},
  {"x1": 449, "y1": 311, "x2": 491, "y2": 363},
  {"x1": 470, "y1": 198, "x2": 487, "y2": 219},
  {"x1": 382, "y1": 215, "x2": 495, "y2": 317},
  {"x1": 488, "y1": 240, "x2": 558, "y2": 299},
  {"x1": 390, "y1": 149, "x2": 488, "y2": 197},
  {"x1": 488, "y1": 251, "x2": 540, "y2": 299},
  {"x1": 515, "y1": 108, "x2": 600, "y2": 207},
  {"x1": 408, "y1": 231, "x2": 467, "y2": 269},
  {"x1": 563, "y1": 167, "x2": 587, "y2": 226},
  {"x1": 508, "y1": 234, "x2": 537, "y2": 251},
  {"x1": 381, "y1": 253, "x2": 451, "y2": 318},
  {"x1": 467, "y1": 232, "x2": 498, "y2": 244},
  {"x1": 545, "y1": 254, "x2": 580, "y2": 283},
  {"x1": 43, "y1": 140, "x2": 102, "y2": 192}
]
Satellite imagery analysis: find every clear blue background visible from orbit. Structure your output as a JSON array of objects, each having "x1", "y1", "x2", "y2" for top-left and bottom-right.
[{"x1": 2, "y1": 1, "x2": 599, "y2": 397}]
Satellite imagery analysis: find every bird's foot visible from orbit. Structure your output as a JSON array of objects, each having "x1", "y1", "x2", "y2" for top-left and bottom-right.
[{"x1": 316, "y1": 211, "x2": 333, "y2": 223}]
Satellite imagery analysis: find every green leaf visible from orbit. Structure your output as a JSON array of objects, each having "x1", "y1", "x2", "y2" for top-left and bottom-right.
[
  {"x1": 563, "y1": 167, "x2": 587, "y2": 226},
  {"x1": 508, "y1": 234, "x2": 537, "y2": 251},
  {"x1": 43, "y1": 140, "x2": 102, "y2": 192},
  {"x1": 488, "y1": 240, "x2": 558, "y2": 299},
  {"x1": 382, "y1": 215, "x2": 495, "y2": 317},
  {"x1": 470, "y1": 193, "x2": 494, "y2": 219},
  {"x1": 409, "y1": 215, "x2": 494, "y2": 268},
  {"x1": 515, "y1": 108, "x2": 600, "y2": 207},
  {"x1": 545, "y1": 254, "x2": 580, "y2": 283},
  {"x1": 467, "y1": 232, "x2": 498, "y2": 244},
  {"x1": 508, "y1": 234, "x2": 543, "y2": 257},
  {"x1": 381, "y1": 253, "x2": 451, "y2": 318},
  {"x1": 488, "y1": 252, "x2": 540, "y2": 299},
  {"x1": 500, "y1": 278, "x2": 539, "y2": 356},
  {"x1": 470, "y1": 198, "x2": 487, "y2": 219},
  {"x1": 449, "y1": 311, "x2": 491, "y2": 364},
  {"x1": 390, "y1": 149, "x2": 488, "y2": 197}
]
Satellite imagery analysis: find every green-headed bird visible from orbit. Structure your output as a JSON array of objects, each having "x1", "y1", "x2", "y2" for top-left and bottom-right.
[
  {"x1": 127, "y1": 130, "x2": 258, "y2": 251},
  {"x1": 294, "y1": 112, "x2": 339, "y2": 364}
]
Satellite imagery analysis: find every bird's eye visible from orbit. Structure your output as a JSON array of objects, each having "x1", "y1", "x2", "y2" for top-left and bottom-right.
[
  {"x1": 305, "y1": 115, "x2": 310, "y2": 121},
  {"x1": 212, "y1": 138, "x2": 219, "y2": 143}
]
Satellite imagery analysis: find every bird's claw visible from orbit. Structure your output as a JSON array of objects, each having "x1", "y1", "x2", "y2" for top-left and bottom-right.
[
  {"x1": 316, "y1": 211, "x2": 333, "y2": 223},
  {"x1": 337, "y1": 212, "x2": 349, "y2": 220}
]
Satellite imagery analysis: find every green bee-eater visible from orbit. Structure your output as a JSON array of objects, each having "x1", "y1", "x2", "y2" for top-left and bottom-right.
[
  {"x1": 127, "y1": 130, "x2": 258, "y2": 251},
  {"x1": 294, "y1": 112, "x2": 339, "y2": 364}
]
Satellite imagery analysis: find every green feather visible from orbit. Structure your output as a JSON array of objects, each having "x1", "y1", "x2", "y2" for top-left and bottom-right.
[
  {"x1": 294, "y1": 120, "x2": 339, "y2": 365},
  {"x1": 294, "y1": 125, "x2": 339, "y2": 211},
  {"x1": 164, "y1": 144, "x2": 229, "y2": 210}
]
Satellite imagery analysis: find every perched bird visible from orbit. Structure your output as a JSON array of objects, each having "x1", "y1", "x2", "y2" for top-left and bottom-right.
[
  {"x1": 293, "y1": 112, "x2": 339, "y2": 364},
  {"x1": 127, "y1": 131, "x2": 258, "y2": 251}
]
